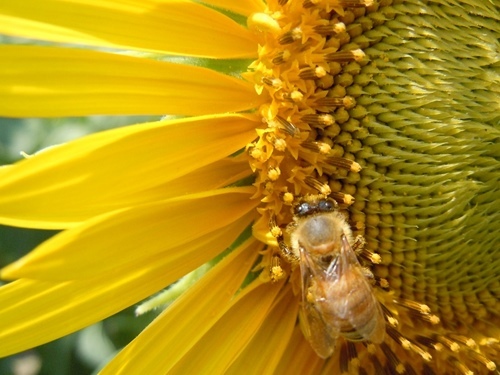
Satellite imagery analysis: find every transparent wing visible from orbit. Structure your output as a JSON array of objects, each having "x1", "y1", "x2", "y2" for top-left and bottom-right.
[
  {"x1": 360, "y1": 296, "x2": 386, "y2": 344},
  {"x1": 298, "y1": 247, "x2": 339, "y2": 358}
]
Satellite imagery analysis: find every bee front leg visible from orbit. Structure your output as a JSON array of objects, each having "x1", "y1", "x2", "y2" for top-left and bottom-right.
[
  {"x1": 269, "y1": 215, "x2": 300, "y2": 264},
  {"x1": 277, "y1": 237, "x2": 300, "y2": 264},
  {"x1": 268, "y1": 215, "x2": 300, "y2": 282}
]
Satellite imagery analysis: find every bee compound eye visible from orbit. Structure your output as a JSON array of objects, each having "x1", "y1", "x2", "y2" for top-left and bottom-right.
[
  {"x1": 318, "y1": 199, "x2": 334, "y2": 212},
  {"x1": 295, "y1": 202, "x2": 312, "y2": 216}
]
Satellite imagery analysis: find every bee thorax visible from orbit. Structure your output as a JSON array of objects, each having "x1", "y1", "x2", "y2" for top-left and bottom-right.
[{"x1": 297, "y1": 215, "x2": 342, "y2": 254}]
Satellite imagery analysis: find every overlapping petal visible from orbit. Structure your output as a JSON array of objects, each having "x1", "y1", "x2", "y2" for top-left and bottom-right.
[
  {"x1": 0, "y1": 0, "x2": 257, "y2": 58},
  {"x1": 167, "y1": 278, "x2": 285, "y2": 374},
  {"x1": 0, "y1": 46, "x2": 264, "y2": 117},
  {"x1": 101, "y1": 238, "x2": 261, "y2": 374},
  {"x1": 0, "y1": 114, "x2": 259, "y2": 229},
  {"x1": 1, "y1": 188, "x2": 258, "y2": 281},
  {"x1": 162, "y1": 156, "x2": 252, "y2": 198},
  {"x1": 274, "y1": 327, "x2": 323, "y2": 375},
  {"x1": 0, "y1": 213, "x2": 252, "y2": 357},
  {"x1": 225, "y1": 286, "x2": 297, "y2": 374}
]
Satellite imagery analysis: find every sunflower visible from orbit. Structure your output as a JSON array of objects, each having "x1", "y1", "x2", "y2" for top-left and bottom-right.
[{"x1": 0, "y1": 0, "x2": 499, "y2": 374}]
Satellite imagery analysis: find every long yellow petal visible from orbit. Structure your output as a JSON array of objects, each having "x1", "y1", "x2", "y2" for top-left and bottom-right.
[
  {"x1": 1, "y1": 188, "x2": 258, "y2": 281},
  {"x1": 0, "y1": 215, "x2": 252, "y2": 357},
  {"x1": 168, "y1": 279, "x2": 285, "y2": 374},
  {"x1": 162, "y1": 156, "x2": 252, "y2": 198},
  {"x1": 225, "y1": 286, "x2": 298, "y2": 374},
  {"x1": 0, "y1": 114, "x2": 259, "y2": 229},
  {"x1": 0, "y1": 46, "x2": 263, "y2": 117},
  {"x1": 274, "y1": 326, "x2": 324, "y2": 375},
  {"x1": 0, "y1": 0, "x2": 257, "y2": 58},
  {"x1": 101, "y1": 238, "x2": 261, "y2": 374},
  {"x1": 200, "y1": 0, "x2": 266, "y2": 16}
]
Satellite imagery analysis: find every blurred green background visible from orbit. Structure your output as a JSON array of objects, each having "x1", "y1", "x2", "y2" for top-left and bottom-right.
[{"x1": 0, "y1": 115, "x2": 160, "y2": 375}]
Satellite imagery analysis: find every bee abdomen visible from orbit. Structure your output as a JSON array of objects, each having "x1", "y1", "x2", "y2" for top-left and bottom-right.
[{"x1": 324, "y1": 270, "x2": 381, "y2": 342}]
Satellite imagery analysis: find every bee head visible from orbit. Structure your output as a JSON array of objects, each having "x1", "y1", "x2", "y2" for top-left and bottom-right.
[{"x1": 294, "y1": 197, "x2": 337, "y2": 217}]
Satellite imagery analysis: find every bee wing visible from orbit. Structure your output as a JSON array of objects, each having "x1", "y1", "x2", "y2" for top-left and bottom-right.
[
  {"x1": 326, "y1": 235, "x2": 386, "y2": 343},
  {"x1": 299, "y1": 247, "x2": 339, "y2": 358},
  {"x1": 361, "y1": 295, "x2": 386, "y2": 344}
]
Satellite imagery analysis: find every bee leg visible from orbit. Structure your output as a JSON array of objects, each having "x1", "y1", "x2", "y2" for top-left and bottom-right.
[
  {"x1": 361, "y1": 266, "x2": 376, "y2": 285},
  {"x1": 361, "y1": 266, "x2": 390, "y2": 289},
  {"x1": 351, "y1": 234, "x2": 366, "y2": 254},
  {"x1": 269, "y1": 214, "x2": 300, "y2": 264},
  {"x1": 267, "y1": 215, "x2": 296, "y2": 282},
  {"x1": 278, "y1": 238, "x2": 300, "y2": 264},
  {"x1": 355, "y1": 235, "x2": 386, "y2": 287},
  {"x1": 353, "y1": 235, "x2": 382, "y2": 265}
]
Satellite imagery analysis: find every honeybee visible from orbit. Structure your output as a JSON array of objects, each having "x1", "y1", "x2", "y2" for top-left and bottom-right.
[{"x1": 282, "y1": 196, "x2": 386, "y2": 358}]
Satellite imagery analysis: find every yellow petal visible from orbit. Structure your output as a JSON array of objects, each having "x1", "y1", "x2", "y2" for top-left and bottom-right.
[
  {"x1": 0, "y1": 0, "x2": 257, "y2": 58},
  {"x1": 1, "y1": 187, "x2": 258, "y2": 281},
  {"x1": 168, "y1": 279, "x2": 285, "y2": 374},
  {"x1": 101, "y1": 238, "x2": 261, "y2": 374},
  {"x1": 0, "y1": 46, "x2": 263, "y2": 118},
  {"x1": 163, "y1": 156, "x2": 252, "y2": 198},
  {"x1": 225, "y1": 285, "x2": 298, "y2": 374},
  {"x1": 0, "y1": 216, "x2": 251, "y2": 357},
  {"x1": 200, "y1": 0, "x2": 266, "y2": 16},
  {"x1": 0, "y1": 114, "x2": 259, "y2": 229},
  {"x1": 274, "y1": 326, "x2": 324, "y2": 375}
]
